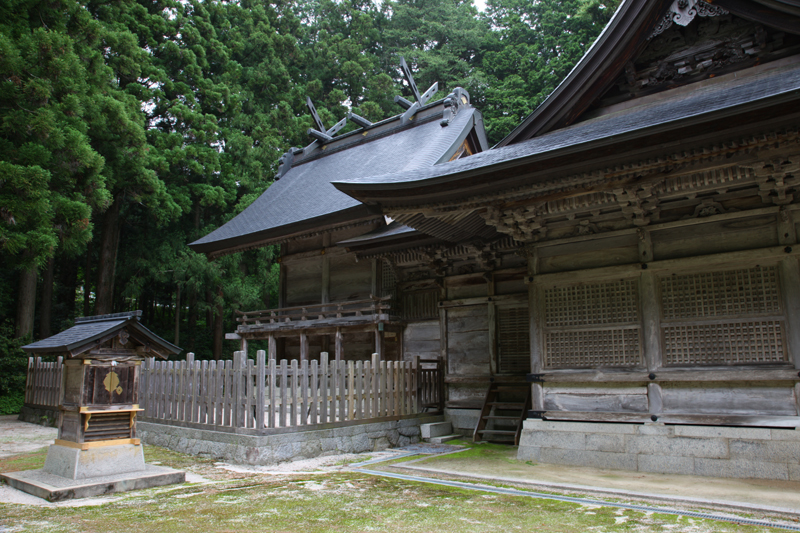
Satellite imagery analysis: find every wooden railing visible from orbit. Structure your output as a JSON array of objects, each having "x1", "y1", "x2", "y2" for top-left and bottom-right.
[
  {"x1": 139, "y1": 352, "x2": 443, "y2": 433},
  {"x1": 236, "y1": 296, "x2": 393, "y2": 327},
  {"x1": 24, "y1": 356, "x2": 63, "y2": 409}
]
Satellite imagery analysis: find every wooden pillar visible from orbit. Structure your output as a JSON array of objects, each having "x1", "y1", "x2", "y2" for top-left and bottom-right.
[
  {"x1": 779, "y1": 256, "x2": 800, "y2": 369},
  {"x1": 371, "y1": 258, "x2": 378, "y2": 297},
  {"x1": 335, "y1": 328, "x2": 343, "y2": 361},
  {"x1": 240, "y1": 338, "x2": 248, "y2": 356},
  {"x1": 640, "y1": 271, "x2": 663, "y2": 417},
  {"x1": 322, "y1": 234, "x2": 331, "y2": 305},
  {"x1": 374, "y1": 325, "x2": 384, "y2": 361},
  {"x1": 778, "y1": 207, "x2": 797, "y2": 246},
  {"x1": 278, "y1": 250, "x2": 287, "y2": 309},
  {"x1": 268, "y1": 334, "x2": 277, "y2": 360},
  {"x1": 527, "y1": 246, "x2": 544, "y2": 412},
  {"x1": 300, "y1": 332, "x2": 309, "y2": 362}
]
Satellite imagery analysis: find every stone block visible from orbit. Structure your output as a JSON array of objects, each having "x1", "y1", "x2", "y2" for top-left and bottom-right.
[
  {"x1": 770, "y1": 428, "x2": 800, "y2": 441},
  {"x1": 586, "y1": 433, "x2": 625, "y2": 453},
  {"x1": 729, "y1": 439, "x2": 800, "y2": 464},
  {"x1": 522, "y1": 419, "x2": 636, "y2": 434},
  {"x1": 674, "y1": 425, "x2": 771, "y2": 440},
  {"x1": 694, "y1": 458, "x2": 788, "y2": 481},
  {"x1": 625, "y1": 435, "x2": 729, "y2": 459},
  {"x1": 636, "y1": 424, "x2": 673, "y2": 436},
  {"x1": 421, "y1": 422, "x2": 453, "y2": 439},
  {"x1": 516, "y1": 445, "x2": 541, "y2": 462},
  {"x1": 43, "y1": 444, "x2": 146, "y2": 480},
  {"x1": 523, "y1": 430, "x2": 586, "y2": 450},
  {"x1": 637, "y1": 454, "x2": 695, "y2": 476},
  {"x1": 538, "y1": 447, "x2": 638, "y2": 471},
  {"x1": 789, "y1": 464, "x2": 800, "y2": 481}
]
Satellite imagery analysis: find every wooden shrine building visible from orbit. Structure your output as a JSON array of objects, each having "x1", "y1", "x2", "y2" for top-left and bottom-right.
[
  {"x1": 190, "y1": 70, "x2": 488, "y2": 363},
  {"x1": 194, "y1": 8, "x2": 800, "y2": 478}
]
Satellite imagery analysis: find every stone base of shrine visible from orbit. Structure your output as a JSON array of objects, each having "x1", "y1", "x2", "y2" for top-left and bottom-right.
[
  {"x1": 0, "y1": 442, "x2": 185, "y2": 501},
  {"x1": 138, "y1": 414, "x2": 444, "y2": 465},
  {"x1": 517, "y1": 419, "x2": 800, "y2": 481}
]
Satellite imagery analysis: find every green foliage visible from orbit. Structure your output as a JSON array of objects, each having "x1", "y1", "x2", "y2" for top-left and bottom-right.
[
  {"x1": 0, "y1": 0, "x2": 614, "y2": 356},
  {"x1": 0, "y1": 324, "x2": 28, "y2": 408}
]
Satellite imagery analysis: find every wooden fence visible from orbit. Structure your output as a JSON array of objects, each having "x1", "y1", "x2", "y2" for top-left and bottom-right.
[
  {"x1": 24, "y1": 356, "x2": 63, "y2": 409},
  {"x1": 139, "y1": 352, "x2": 443, "y2": 433}
]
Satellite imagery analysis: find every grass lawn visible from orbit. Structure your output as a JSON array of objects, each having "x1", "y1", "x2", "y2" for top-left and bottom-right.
[{"x1": 0, "y1": 445, "x2": 789, "y2": 532}]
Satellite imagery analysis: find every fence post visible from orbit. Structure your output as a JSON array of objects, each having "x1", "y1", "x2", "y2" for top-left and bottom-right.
[
  {"x1": 320, "y1": 352, "x2": 328, "y2": 424},
  {"x1": 256, "y1": 350, "x2": 266, "y2": 429},
  {"x1": 233, "y1": 351, "x2": 243, "y2": 428}
]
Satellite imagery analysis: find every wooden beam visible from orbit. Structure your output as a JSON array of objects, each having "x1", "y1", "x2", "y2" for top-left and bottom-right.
[
  {"x1": 268, "y1": 334, "x2": 277, "y2": 360},
  {"x1": 542, "y1": 368, "x2": 800, "y2": 383},
  {"x1": 335, "y1": 328, "x2": 343, "y2": 361},
  {"x1": 529, "y1": 244, "x2": 800, "y2": 286},
  {"x1": 279, "y1": 245, "x2": 347, "y2": 265},
  {"x1": 528, "y1": 247, "x2": 544, "y2": 412},
  {"x1": 438, "y1": 292, "x2": 527, "y2": 309}
]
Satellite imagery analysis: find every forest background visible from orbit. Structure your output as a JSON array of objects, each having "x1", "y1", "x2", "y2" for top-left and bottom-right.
[{"x1": 0, "y1": 0, "x2": 618, "y2": 413}]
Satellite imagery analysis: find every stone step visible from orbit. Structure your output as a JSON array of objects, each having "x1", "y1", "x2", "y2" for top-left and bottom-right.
[
  {"x1": 420, "y1": 421, "x2": 453, "y2": 439},
  {"x1": 429, "y1": 434, "x2": 462, "y2": 444}
]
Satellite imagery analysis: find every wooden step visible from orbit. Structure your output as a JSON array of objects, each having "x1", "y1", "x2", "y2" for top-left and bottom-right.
[
  {"x1": 474, "y1": 380, "x2": 533, "y2": 446},
  {"x1": 487, "y1": 402, "x2": 525, "y2": 409}
]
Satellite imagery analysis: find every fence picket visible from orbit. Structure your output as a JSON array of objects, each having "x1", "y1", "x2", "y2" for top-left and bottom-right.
[{"x1": 25, "y1": 352, "x2": 442, "y2": 433}]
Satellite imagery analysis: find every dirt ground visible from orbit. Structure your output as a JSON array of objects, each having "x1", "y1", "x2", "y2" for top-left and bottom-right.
[{"x1": 1, "y1": 416, "x2": 798, "y2": 532}]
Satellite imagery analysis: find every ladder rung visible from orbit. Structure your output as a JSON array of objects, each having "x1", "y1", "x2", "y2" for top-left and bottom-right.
[
  {"x1": 488, "y1": 402, "x2": 524, "y2": 409},
  {"x1": 478, "y1": 429, "x2": 517, "y2": 435},
  {"x1": 484, "y1": 416, "x2": 519, "y2": 421}
]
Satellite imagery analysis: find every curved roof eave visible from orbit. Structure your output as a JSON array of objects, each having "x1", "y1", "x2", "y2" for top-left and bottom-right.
[{"x1": 496, "y1": 0, "x2": 672, "y2": 147}]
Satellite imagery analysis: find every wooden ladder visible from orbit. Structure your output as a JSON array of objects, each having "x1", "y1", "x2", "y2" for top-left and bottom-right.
[{"x1": 473, "y1": 380, "x2": 532, "y2": 445}]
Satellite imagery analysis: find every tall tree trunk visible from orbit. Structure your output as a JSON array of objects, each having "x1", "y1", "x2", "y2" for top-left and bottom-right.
[
  {"x1": 83, "y1": 242, "x2": 92, "y2": 316},
  {"x1": 95, "y1": 199, "x2": 121, "y2": 315},
  {"x1": 187, "y1": 286, "x2": 197, "y2": 352},
  {"x1": 39, "y1": 257, "x2": 54, "y2": 338},
  {"x1": 15, "y1": 264, "x2": 37, "y2": 339},
  {"x1": 57, "y1": 253, "x2": 78, "y2": 326},
  {"x1": 213, "y1": 286, "x2": 223, "y2": 359},
  {"x1": 174, "y1": 284, "x2": 181, "y2": 346}
]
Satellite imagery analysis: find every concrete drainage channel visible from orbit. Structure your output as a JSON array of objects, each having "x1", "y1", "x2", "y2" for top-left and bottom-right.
[{"x1": 350, "y1": 448, "x2": 800, "y2": 532}]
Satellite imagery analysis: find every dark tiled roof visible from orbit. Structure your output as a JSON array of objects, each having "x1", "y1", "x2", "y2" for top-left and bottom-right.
[
  {"x1": 190, "y1": 107, "x2": 481, "y2": 255},
  {"x1": 336, "y1": 221, "x2": 419, "y2": 245},
  {"x1": 334, "y1": 61, "x2": 800, "y2": 193},
  {"x1": 23, "y1": 313, "x2": 180, "y2": 358}
]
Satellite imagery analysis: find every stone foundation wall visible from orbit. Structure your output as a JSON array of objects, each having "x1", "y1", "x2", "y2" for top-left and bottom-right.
[
  {"x1": 518, "y1": 419, "x2": 800, "y2": 481},
  {"x1": 445, "y1": 408, "x2": 480, "y2": 437},
  {"x1": 18, "y1": 405, "x2": 59, "y2": 427},
  {"x1": 138, "y1": 415, "x2": 444, "y2": 465}
]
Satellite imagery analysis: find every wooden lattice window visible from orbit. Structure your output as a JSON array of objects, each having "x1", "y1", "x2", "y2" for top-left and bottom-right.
[
  {"x1": 543, "y1": 279, "x2": 642, "y2": 368},
  {"x1": 660, "y1": 266, "x2": 787, "y2": 365},
  {"x1": 497, "y1": 307, "x2": 530, "y2": 374},
  {"x1": 381, "y1": 259, "x2": 398, "y2": 299},
  {"x1": 402, "y1": 289, "x2": 439, "y2": 321}
]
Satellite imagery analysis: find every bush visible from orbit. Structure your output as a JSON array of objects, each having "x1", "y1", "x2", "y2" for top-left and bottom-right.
[
  {"x1": 0, "y1": 324, "x2": 29, "y2": 410},
  {"x1": 0, "y1": 392, "x2": 24, "y2": 415}
]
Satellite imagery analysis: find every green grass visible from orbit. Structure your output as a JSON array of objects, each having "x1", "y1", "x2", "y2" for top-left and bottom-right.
[
  {"x1": 0, "y1": 446, "x2": 787, "y2": 532},
  {"x1": 0, "y1": 447, "x2": 48, "y2": 472}
]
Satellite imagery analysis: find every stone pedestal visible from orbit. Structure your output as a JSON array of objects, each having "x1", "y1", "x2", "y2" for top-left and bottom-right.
[{"x1": 43, "y1": 443, "x2": 146, "y2": 480}]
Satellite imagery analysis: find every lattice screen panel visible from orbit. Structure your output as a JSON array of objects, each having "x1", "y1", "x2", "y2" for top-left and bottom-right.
[
  {"x1": 545, "y1": 280, "x2": 639, "y2": 327},
  {"x1": 381, "y1": 259, "x2": 398, "y2": 298},
  {"x1": 661, "y1": 266, "x2": 781, "y2": 319},
  {"x1": 497, "y1": 307, "x2": 530, "y2": 374},
  {"x1": 543, "y1": 279, "x2": 642, "y2": 369},
  {"x1": 545, "y1": 328, "x2": 641, "y2": 368},
  {"x1": 664, "y1": 321, "x2": 786, "y2": 365}
]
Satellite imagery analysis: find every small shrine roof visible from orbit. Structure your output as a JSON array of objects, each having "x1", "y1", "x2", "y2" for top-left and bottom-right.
[{"x1": 22, "y1": 311, "x2": 180, "y2": 358}]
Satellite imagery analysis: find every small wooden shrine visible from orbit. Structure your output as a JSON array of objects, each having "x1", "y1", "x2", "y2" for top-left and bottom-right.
[{"x1": 1, "y1": 311, "x2": 184, "y2": 501}]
